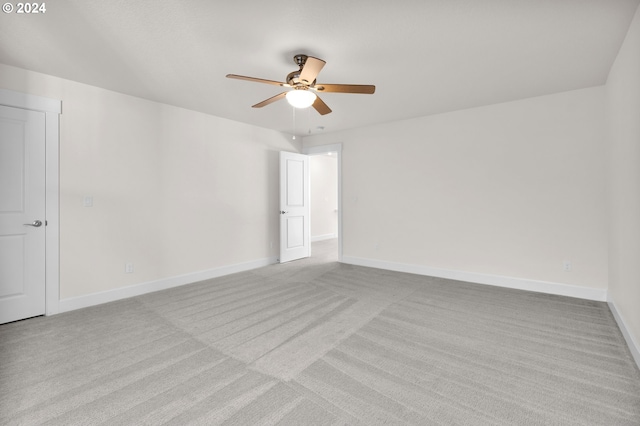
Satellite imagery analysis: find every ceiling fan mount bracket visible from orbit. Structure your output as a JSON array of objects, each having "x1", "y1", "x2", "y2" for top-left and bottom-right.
[{"x1": 293, "y1": 54, "x2": 308, "y2": 69}]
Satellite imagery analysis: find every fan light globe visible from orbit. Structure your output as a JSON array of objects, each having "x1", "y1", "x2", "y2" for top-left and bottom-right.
[{"x1": 286, "y1": 90, "x2": 317, "y2": 108}]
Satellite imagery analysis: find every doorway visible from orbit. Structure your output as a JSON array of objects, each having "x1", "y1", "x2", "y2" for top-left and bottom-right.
[{"x1": 304, "y1": 143, "x2": 342, "y2": 262}]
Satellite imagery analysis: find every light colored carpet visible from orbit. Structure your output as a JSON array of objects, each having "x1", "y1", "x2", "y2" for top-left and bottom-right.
[{"x1": 1, "y1": 239, "x2": 639, "y2": 425}]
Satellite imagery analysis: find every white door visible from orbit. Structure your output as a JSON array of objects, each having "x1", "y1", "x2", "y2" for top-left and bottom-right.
[
  {"x1": 0, "y1": 105, "x2": 46, "y2": 324},
  {"x1": 279, "y1": 151, "x2": 310, "y2": 263}
]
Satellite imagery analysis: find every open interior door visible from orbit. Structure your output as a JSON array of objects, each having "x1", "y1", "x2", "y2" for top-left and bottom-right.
[{"x1": 279, "y1": 151, "x2": 310, "y2": 263}]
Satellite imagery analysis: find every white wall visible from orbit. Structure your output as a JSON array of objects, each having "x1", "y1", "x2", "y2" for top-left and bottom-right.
[
  {"x1": 0, "y1": 63, "x2": 300, "y2": 300},
  {"x1": 304, "y1": 87, "x2": 608, "y2": 293},
  {"x1": 310, "y1": 154, "x2": 338, "y2": 240},
  {"x1": 606, "y1": 4, "x2": 640, "y2": 360}
]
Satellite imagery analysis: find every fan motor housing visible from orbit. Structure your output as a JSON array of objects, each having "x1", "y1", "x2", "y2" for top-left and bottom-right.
[
  {"x1": 287, "y1": 72, "x2": 316, "y2": 88},
  {"x1": 287, "y1": 54, "x2": 316, "y2": 87},
  {"x1": 287, "y1": 71, "x2": 306, "y2": 87}
]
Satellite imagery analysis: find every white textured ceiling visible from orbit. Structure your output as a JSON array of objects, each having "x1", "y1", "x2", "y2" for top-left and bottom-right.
[{"x1": 1, "y1": 0, "x2": 638, "y2": 136}]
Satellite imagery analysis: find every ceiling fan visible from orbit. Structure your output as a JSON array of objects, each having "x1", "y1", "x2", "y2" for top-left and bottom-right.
[{"x1": 226, "y1": 54, "x2": 375, "y2": 115}]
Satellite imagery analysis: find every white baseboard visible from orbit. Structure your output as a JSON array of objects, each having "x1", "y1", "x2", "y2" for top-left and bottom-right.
[
  {"x1": 607, "y1": 298, "x2": 640, "y2": 370},
  {"x1": 311, "y1": 234, "x2": 337, "y2": 242},
  {"x1": 58, "y1": 256, "x2": 278, "y2": 313},
  {"x1": 341, "y1": 256, "x2": 608, "y2": 302}
]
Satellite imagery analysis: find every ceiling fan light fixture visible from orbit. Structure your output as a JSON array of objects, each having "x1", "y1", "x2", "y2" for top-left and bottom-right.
[
  {"x1": 286, "y1": 89, "x2": 316, "y2": 109},
  {"x1": 227, "y1": 54, "x2": 374, "y2": 115}
]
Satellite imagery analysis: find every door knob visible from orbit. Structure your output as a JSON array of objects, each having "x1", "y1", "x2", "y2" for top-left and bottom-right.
[
  {"x1": 280, "y1": 211, "x2": 289, "y2": 214},
  {"x1": 23, "y1": 220, "x2": 42, "y2": 227}
]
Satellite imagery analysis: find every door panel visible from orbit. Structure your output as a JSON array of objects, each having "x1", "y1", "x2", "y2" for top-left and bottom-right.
[
  {"x1": 279, "y1": 152, "x2": 310, "y2": 263},
  {"x1": 0, "y1": 121, "x2": 24, "y2": 211},
  {"x1": 286, "y1": 160, "x2": 304, "y2": 206},
  {"x1": 286, "y1": 216, "x2": 305, "y2": 248},
  {"x1": 0, "y1": 105, "x2": 46, "y2": 324},
  {"x1": 0, "y1": 236, "x2": 25, "y2": 297}
]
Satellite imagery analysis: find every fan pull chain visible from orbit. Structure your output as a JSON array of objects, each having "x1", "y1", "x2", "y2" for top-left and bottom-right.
[{"x1": 292, "y1": 107, "x2": 296, "y2": 140}]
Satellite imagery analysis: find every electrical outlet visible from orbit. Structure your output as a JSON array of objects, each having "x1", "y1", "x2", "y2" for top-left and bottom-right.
[
  {"x1": 83, "y1": 196, "x2": 93, "y2": 207},
  {"x1": 125, "y1": 263, "x2": 134, "y2": 273},
  {"x1": 563, "y1": 260, "x2": 572, "y2": 272}
]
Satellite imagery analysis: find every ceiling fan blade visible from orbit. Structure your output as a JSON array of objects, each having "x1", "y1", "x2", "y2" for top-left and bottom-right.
[
  {"x1": 226, "y1": 74, "x2": 289, "y2": 87},
  {"x1": 252, "y1": 92, "x2": 287, "y2": 108},
  {"x1": 313, "y1": 84, "x2": 375, "y2": 94},
  {"x1": 312, "y1": 96, "x2": 332, "y2": 115},
  {"x1": 299, "y1": 57, "x2": 326, "y2": 85}
]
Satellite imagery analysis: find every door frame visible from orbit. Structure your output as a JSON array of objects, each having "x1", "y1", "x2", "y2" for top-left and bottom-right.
[
  {"x1": 303, "y1": 143, "x2": 343, "y2": 262},
  {"x1": 0, "y1": 88, "x2": 61, "y2": 316}
]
